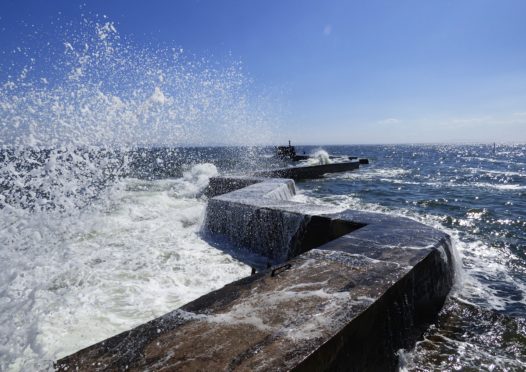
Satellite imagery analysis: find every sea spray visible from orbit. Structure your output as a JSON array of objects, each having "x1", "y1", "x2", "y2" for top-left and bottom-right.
[
  {"x1": 300, "y1": 149, "x2": 332, "y2": 166},
  {"x1": 0, "y1": 16, "x2": 273, "y2": 371},
  {"x1": 312, "y1": 149, "x2": 332, "y2": 165}
]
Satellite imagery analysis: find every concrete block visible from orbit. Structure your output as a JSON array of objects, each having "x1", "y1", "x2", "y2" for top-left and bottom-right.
[{"x1": 56, "y1": 166, "x2": 453, "y2": 371}]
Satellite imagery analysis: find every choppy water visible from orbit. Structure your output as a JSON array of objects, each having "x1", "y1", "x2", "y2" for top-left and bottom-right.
[{"x1": 294, "y1": 144, "x2": 526, "y2": 370}]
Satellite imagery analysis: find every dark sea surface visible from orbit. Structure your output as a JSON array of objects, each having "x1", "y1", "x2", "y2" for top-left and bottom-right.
[{"x1": 1, "y1": 143, "x2": 525, "y2": 370}]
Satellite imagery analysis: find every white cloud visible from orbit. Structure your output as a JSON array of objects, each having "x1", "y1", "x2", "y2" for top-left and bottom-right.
[{"x1": 377, "y1": 118, "x2": 400, "y2": 125}]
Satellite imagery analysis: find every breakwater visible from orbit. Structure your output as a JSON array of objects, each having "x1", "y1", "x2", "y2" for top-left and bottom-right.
[{"x1": 56, "y1": 162, "x2": 454, "y2": 371}]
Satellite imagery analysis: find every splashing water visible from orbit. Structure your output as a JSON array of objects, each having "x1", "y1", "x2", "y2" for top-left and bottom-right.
[
  {"x1": 0, "y1": 17, "x2": 274, "y2": 371},
  {"x1": 1, "y1": 18, "x2": 274, "y2": 208},
  {"x1": 301, "y1": 149, "x2": 332, "y2": 166},
  {"x1": 312, "y1": 149, "x2": 331, "y2": 165}
]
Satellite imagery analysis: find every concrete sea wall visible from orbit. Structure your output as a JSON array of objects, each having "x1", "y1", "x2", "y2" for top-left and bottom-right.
[{"x1": 57, "y1": 163, "x2": 454, "y2": 371}]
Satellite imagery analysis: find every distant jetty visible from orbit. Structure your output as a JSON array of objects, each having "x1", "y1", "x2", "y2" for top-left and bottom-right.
[
  {"x1": 56, "y1": 159, "x2": 453, "y2": 371},
  {"x1": 276, "y1": 141, "x2": 369, "y2": 164}
]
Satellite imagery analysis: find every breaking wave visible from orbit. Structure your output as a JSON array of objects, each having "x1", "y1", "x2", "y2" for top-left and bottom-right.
[{"x1": 0, "y1": 16, "x2": 273, "y2": 371}]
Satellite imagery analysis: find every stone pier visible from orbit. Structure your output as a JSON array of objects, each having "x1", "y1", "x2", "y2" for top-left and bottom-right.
[{"x1": 56, "y1": 163, "x2": 454, "y2": 371}]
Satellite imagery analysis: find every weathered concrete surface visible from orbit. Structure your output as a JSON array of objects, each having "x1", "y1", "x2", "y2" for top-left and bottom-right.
[
  {"x1": 205, "y1": 176, "x2": 264, "y2": 198},
  {"x1": 291, "y1": 155, "x2": 360, "y2": 161},
  {"x1": 205, "y1": 177, "x2": 363, "y2": 262},
  {"x1": 253, "y1": 161, "x2": 359, "y2": 180},
  {"x1": 57, "y1": 166, "x2": 454, "y2": 372}
]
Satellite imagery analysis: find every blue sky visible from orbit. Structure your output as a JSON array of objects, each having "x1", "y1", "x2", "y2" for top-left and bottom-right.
[{"x1": 1, "y1": 0, "x2": 525, "y2": 144}]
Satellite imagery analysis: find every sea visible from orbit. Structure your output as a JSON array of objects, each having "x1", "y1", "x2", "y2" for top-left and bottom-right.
[{"x1": 1, "y1": 144, "x2": 525, "y2": 371}]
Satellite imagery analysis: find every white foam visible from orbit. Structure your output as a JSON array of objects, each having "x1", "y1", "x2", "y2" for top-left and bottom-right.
[
  {"x1": 296, "y1": 149, "x2": 333, "y2": 166},
  {"x1": 0, "y1": 168, "x2": 250, "y2": 371},
  {"x1": 204, "y1": 283, "x2": 352, "y2": 341},
  {"x1": 471, "y1": 182, "x2": 526, "y2": 191},
  {"x1": 465, "y1": 167, "x2": 526, "y2": 178},
  {"x1": 333, "y1": 167, "x2": 411, "y2": 180},
  {"x1": 310, "y1": 149, "x2": 332, "y2": 165}
]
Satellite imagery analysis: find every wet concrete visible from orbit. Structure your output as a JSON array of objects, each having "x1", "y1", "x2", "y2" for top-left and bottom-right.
[
  {"x1": 57, "y1": 166, "x2": 454, "y2": 371},
  {"x1": 253, "y1": 161, "x2": 359, "y2": 180},
  {"x1": 291, "y1": 155, "x2": 359, "y2": 161}
]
